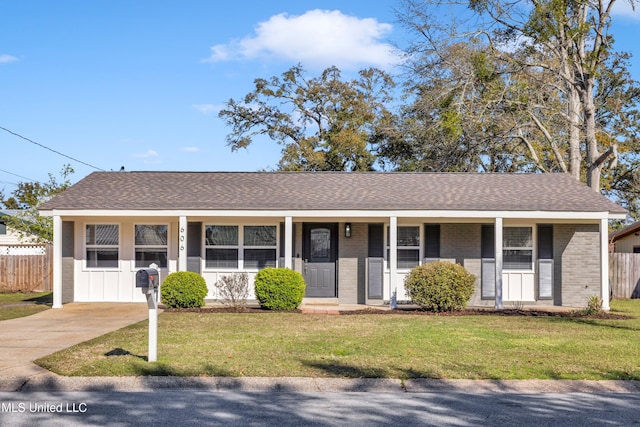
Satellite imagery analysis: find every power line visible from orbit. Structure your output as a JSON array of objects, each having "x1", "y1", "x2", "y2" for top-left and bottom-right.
[
  {"x1": 0, "y1": 168, "x2": 36, "y2": 182},
  {"x1": 0, "y1": 125, "x2": 106, "y2": 171}
]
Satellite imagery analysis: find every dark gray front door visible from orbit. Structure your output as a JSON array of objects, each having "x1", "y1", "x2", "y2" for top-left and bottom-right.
[{"x1": 303, "y1": 223, "x2": 337, "y2": 297}]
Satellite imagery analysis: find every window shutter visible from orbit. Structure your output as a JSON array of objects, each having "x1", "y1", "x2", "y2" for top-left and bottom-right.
[
  {"x1": 187, "y1": 222, "x2": 202, "y2": 273},
  {"x1": 481, "y1": 225, "x2": 495, "y2": 299},
  {"x1": 481, "y1": 225, "x2": 495, "y2": 258},
  {"x1": 424, "y1": 224, "x2": 440, "y2": 258},
  {"x1": 537, "y1": 225, "x2": 553, "y2": 299},
  {"x1": 368, "y1": 224, "x2": 384, "y2": 257},
  {"x1": 367, "y1": 257, "x2": 384, "y2": 299}
]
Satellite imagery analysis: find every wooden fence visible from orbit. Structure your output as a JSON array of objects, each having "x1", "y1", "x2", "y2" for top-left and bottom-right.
[
  {"x1": 0, "y1": 244, "x2": 52, "y2": 292},
  {"x1": 610, "y1": 253, "x2": 640, "y2": 299}
]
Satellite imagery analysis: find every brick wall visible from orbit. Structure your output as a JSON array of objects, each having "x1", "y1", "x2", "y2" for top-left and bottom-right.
[
  {"x1": 440, "y1": 223, "x2": 487, "y2": 306},
  {"x1": 554, "y1": 223, "x2": 601, "y2": 307},
  {"x1": 338, "y1": 222, "x2": 367, "y2": 304}
]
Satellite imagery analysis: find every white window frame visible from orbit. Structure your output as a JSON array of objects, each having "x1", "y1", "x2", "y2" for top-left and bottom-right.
[
  {"x1": 204, "y1": 225, "x2": 239, "y2": 270},
  {"x1": 503, "y1": 225, "x2": 535, "y2": 272},
  {"x1": 133, "y1": 223, "x2": 169, "y2": 270},
  {"x1": 203, "y1": 224, "x2": 279, "y2": 271},
  {"x1": 84, "y1": 223, "x2": 120, "y2": 270},
  {"x1": 386, "y1": 224, "x2": 422, "y2": 271},
  {"x1": 243, "y1": 225, "x2": 278, "y2": 271}
]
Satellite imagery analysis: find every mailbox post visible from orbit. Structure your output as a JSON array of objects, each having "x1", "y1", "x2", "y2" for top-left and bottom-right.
[{"x1": 136, "y1": 263, "x2": 160, "y2": 362}]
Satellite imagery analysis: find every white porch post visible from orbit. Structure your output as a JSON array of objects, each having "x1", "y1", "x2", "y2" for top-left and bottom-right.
[
  {"x1": 284, "y1": 216, "x2": 293, "y2": 269},
  {"x1": 600, "y1": 217, "x2": 610, "y2": 311},
  {"x1": 495, "y1": 217, "x2": 503, "y2": 310},
  {"x1": 178, "y1": 216, "x2": 187, "y2": 272},
  {"x1": 389, "y1": 216, "x2": 398, "y2": 309},
  {"x1": 52, "y1": 215, "x2": 62, "y2": 309}
]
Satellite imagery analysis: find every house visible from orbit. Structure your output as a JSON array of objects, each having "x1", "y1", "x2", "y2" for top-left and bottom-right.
[
  {"x1": 609, "y1": 222, "x2": 640, "y2": 253},
  {"x1": 0, "y1": 210, "x2": 43, "y2": 255},
  {"x1": 39, "y1": 171, "x2": 626, "y2": 310},
  {"x1": 0, "y1": 210, "x2": 25, "y2": 245}
]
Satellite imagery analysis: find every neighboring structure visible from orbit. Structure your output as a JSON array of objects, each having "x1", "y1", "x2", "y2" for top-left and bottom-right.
[
  {"x1": 0, "y1": 210, "x2": 24, "y2": 245},
  {"x1": 39, "y1": 172, "x2": 626, "y2": 309},
  {"x1": 609, "y1": 222, "x2": 640, "y2": 253},
  {"x1": 0, "y1": 210, "x2": 44, "y2": 255}
]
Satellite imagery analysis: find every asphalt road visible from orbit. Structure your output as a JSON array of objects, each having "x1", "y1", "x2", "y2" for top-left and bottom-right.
[{"x1": 1, "y1": 391, "x2": 639, "y2": 426}]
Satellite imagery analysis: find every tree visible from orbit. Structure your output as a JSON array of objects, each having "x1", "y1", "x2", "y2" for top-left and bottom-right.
[
  {"x1": 0, "y1": 165, "x2": 73, "y2": 243},
  {"x1": 218, "y1": 65, "x2": 397, "y2": 171},
  {"x1": 393, "y1": 0, "x2": 640, "y2": 198}
]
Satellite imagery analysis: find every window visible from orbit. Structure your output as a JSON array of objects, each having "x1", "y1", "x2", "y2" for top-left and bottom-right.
[
  {"x1": 205, "y1": 225, "x2": 238, "y2": 269},
  {"x1": 633, "y1": 246, "x2": 640, "y2": 254},
  {"x1": 204, "y1": 225, "x2": 278, "y2": 270},
  {"x1": 387, "y1": 226, "x2": 420, "y2": 269},
  {"x1": 0, "y1": 220, "x2": 6, "y2": 235},
  {"x1": 244, "y1": 226, "x2": 277, "y2": 269},
  {"x1": 503, "y1": 227, "x2": 533, "y2": 270},
  {"x1": 134, "y1": 225, "x2": 168, "y2": 268},
  {"x1": 86, "y1": 224, "x2": 119, "y2": 268}
]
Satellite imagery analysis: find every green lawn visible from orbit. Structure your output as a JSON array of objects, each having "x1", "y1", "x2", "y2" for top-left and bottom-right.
[
  {"x1": 36, "y1": 299, "x2": 640, "y2": 380},
  {"x1": 0, "y1": 292, "x2": 51, "y2": 321}
]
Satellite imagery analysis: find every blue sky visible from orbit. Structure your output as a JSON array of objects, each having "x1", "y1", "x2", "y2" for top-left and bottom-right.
[{"x1": 1, "y1": 1, "x2": 639, "y2": 188}]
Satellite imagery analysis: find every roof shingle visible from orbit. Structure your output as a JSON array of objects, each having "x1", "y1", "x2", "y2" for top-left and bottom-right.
[{"x1": 39, "y1": 171, "x2": 627, "y2": 214}]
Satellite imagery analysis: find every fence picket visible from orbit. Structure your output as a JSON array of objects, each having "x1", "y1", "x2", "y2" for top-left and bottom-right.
[
  {"x1": 609, "y1": 253, "x2": 640, "y2": 299},
  {"x1": 0, "y1": 244, "x2": 52, "y2": 292}
]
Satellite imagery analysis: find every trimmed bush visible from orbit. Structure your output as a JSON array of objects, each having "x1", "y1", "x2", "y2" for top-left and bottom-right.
[
  {"x1": 404, "y1": 261, "x2": 475, "y2": 312},
  {"x1": 161, "y1": 272, "x2": 208, "y2": 308},
  {"x1": 254, "y1": 268, "x2": 306, "y2": 310}
]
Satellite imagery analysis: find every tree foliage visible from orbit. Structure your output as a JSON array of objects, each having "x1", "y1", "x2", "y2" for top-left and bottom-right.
[
  {"x1": 390, "y1": 0, "x2": 640, "y2": 216},
  {"x1": 0, "y1": 165, "x2": 74, "y2": 243},
  {"x1": 219, "y1": 64, "x2": 396, "y2": 171}
]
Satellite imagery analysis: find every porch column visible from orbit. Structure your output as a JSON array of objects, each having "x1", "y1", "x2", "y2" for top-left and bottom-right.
[
  {"x1": 178, "y1": 216, "x2": 188, "y2": 272},
  {"x1": 284, "y1": 216, "x2": 293, "y2": 269},
  {"x1": 52, "y1": 215, "x2": 62, "y2": 308},
  {"x1": 494, "y1": 217, "x2": 503, "y2": 310},
  {"x1": 600, "y1": 217, "x2": 610, "y2": 311},
  {"x1": 389, "y1": 216, "x2": 398, "y2": 309}
]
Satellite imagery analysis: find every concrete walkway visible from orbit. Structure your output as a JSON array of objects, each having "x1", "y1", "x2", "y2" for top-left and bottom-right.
[{"x1": 0, "y1": 303, "x2": 148, "y2": 391}]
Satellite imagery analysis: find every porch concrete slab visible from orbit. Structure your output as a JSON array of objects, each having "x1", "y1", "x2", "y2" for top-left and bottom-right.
[{"x1": 0, "y1": 303, "x2": 148, "y2": 390}]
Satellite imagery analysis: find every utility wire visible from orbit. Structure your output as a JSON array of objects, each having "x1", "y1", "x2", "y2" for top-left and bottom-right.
[
  {"x1": 0, "y1": 125, "x2": 106, "y2": 171},
  {"x1": 0, "y1": 168, "x2": 36, "y2": 182}
]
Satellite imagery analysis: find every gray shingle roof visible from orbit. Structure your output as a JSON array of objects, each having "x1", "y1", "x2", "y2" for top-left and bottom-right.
[{"x1": 39, "y1": 171, "x2": 627, "y2": 214}]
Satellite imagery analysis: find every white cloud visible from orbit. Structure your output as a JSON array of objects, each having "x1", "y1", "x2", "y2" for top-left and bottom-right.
[
  {"x1": 182, "y1": 146, "x2": 200, "y2": 153},
  {"x1": 192, "y1": 103, "x2": 222, "y2": 115},
  {"x1": 612, "y1": 1, "x2": 640, "y2": 20},
  {"x1": 205, "y1": 9, "x2": 401, "y2": 70},
  {"x1": 0, "y1": 54, "x2": 18, "y2": 64},
  {"x1": 133, "y1": 149, "x2": 159, "y2": 159}
]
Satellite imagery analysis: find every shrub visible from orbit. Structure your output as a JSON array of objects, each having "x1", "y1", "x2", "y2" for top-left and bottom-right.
[
  {"x1": 161, "y1": 272, "x2": 208, "y2": 308},
  {"x1": 214, "y1": 273, "x2": 249, "y2": 307},
  {"x1": 582, "y1": 295, "x2": 603, "y2": 315},
  {"x1": 404, "y1": 261, "x2": 475, "y2": 312},
  {"x1": 254, "y1": 268, "x2": 306, "y2": 310}
]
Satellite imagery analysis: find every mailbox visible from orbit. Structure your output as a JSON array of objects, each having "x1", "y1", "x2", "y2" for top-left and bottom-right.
[{"x1": 136, "y1": 268, "x2": 159, "y2": 289}]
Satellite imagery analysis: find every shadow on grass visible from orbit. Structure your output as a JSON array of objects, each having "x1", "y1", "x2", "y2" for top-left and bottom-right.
[
  {"x1": 545, "y1": 315, "x2": 640, "y2": 331},
  {"x1": 300, "y1": 360, "x2": 389, "y2": 378},
  {"x1": 104, "y1": 347, "x2": 146, "y2": 360},
  {"x1": 23, "y1": 292, "x2": 53, "y2": 305}
]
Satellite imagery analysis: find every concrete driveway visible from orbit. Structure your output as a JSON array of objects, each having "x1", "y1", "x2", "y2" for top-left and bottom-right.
[{"x1": 0, "y1": 303, "x2": 149, "y2": 390}]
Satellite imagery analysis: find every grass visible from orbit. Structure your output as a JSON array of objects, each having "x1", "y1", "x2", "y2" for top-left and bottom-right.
[
  {"x1": 0, "y1": 291, "x2": 52, "y2": 321},
  {"x1": 36, "y1": 299, "x2": 640, "y2": 380}
]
